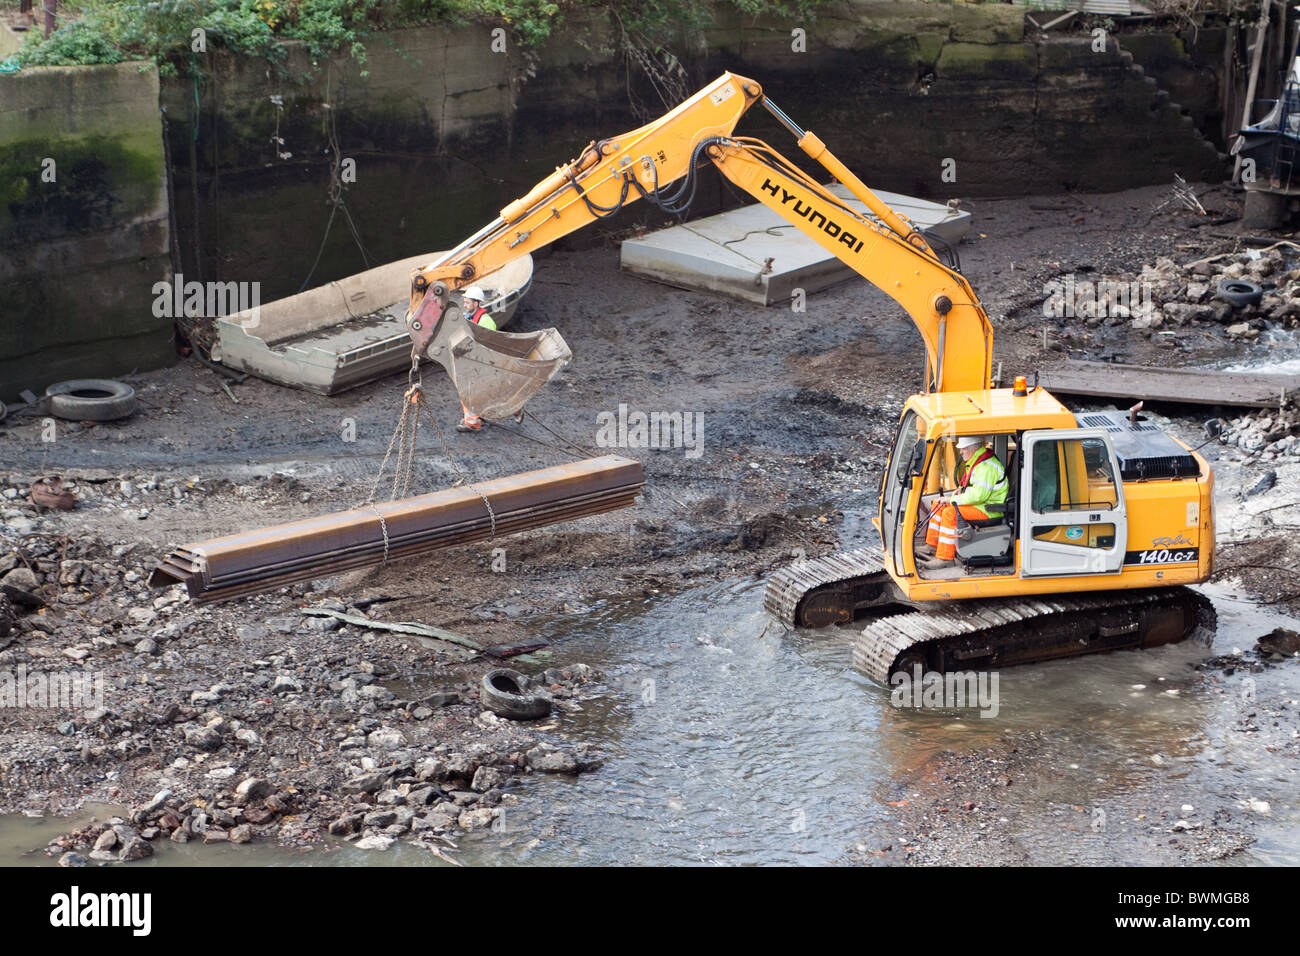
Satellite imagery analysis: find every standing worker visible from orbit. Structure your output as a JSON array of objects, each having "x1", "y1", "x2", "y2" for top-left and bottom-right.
[
  {"x1": 920, "y1": 435, "x2": 1008, "y2": 568},
  {"x1": 456, "y1": 286, "x2": 497, "y2": 433}
]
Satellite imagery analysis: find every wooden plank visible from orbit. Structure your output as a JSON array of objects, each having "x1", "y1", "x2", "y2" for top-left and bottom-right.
[{"x1": 1039, "y1": 361, "x2": 1300, "y2": 408}]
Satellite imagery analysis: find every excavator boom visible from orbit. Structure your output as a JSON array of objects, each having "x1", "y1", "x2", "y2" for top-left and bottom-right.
[{"x1": 404, "y1": 73, "x2": 993, "y2": 413}]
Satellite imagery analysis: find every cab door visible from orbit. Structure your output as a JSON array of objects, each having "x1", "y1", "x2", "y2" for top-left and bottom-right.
[{"x1": 1019, "y1": 428, "x2": 1127, "y2": 576}]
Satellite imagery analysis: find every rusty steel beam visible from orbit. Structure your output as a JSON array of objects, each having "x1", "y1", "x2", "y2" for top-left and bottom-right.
[{"x1": 149, "y1": 456, "x2": 643, "y2": 603}]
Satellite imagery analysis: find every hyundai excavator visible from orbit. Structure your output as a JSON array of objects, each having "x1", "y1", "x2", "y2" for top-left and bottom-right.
[{"x1": 402, "y1": 73, "x2": 1217, "y2": 683}]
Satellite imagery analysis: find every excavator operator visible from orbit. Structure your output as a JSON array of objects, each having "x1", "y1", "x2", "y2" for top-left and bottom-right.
[{"x1": 920, "y1": 435, "x2": 1009, "y2": 568}]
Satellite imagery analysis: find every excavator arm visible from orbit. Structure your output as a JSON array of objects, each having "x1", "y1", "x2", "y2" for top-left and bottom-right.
[
  {"x1": 703, "y1": 128, "x2": 993, "y2": 393},
  {"x1": 405, "y1": 73, "x2": 993, "y2": 416}
]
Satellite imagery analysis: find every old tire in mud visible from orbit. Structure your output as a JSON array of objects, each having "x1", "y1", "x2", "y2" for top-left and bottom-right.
[
  {"x1": 1216, "y1": 279, "x2": 1264, "y2": 309},
  {"x1": 481, "y1": 668, "x2": 552, "y2": 721},
  {"x1": 45, "y1": 379, "x2": 137, "y2": 422}
]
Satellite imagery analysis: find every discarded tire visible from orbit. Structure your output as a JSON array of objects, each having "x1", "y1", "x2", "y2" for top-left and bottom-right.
[
  {"x1": 481, "y1": 668, "x2": 552, "y2": 721},
  {"x1": 1216, "y1": 279, "x2": 1264, "y2": 309},
  {"x1": 45, "y1": 379, "x2": 137, "y2": 422}
]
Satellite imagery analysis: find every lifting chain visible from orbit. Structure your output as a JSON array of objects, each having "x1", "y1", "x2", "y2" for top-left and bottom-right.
[{"x1": 364, "y1": 351, "x2": 496, "y2": 564}]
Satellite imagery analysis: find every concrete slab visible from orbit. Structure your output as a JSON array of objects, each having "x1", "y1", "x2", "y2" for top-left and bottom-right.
[
  {"x1": 619, "y1": 184, "x2": 972, "y2": 305},
  {"x1": 1040, "y1": 360, "x2": 1300, "y2": 409}
]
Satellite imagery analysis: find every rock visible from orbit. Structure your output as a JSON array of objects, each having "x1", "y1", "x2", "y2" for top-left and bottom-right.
[
  {"x1": 203, "y1": 829, "x2": 230, "y2": 844},
  {"x1": 421, "y1": 691, "x2": 460, "y2": 708},
  {"x1": 354, "y1": 834, "x2": 395, "y2": 851},
  {"x1": 328, "y1": 813, "x2": 363, "y2": 835},
  {"x1": 137, "y1": 788, "x2": 172, "y2": 818},
  {"x1": 234, "y1": 777, "x2": 272, "y2": 802},
  {"x1": 229, "y1": 824, "x2": 253, "y2": 844},
  {"x1": 374, "y1": 789, "x2": 405, "y2": 806},
  {"x1": 134, "y1": 638, "x2": 158, "y2": 655},
  {"x1": 423, "y1": 805, "x2": 461, "y2": 831},
  {"x1": 458, "y1": 807, "x2": 498, "y2": 831},
  {"x1": 62, "y1": 647, "x2": 90, "y2": 661},
  {"x1": 234, "y1": 728, "x2": 262, "y2": 746},
  {"x1": 169, "y1": 827, "x2": 190, "y2": 844},
  {"x1": 1132, "y1": 311, "x2": 1163, "y2": 330},
  {"x1": 342, "y1": 770, "x2": 388, "y2": 794},
  {"x1": 0, "y1": 567, "x2": 39, "y2": 592},
  {"x1": 415, "y1": 758, "x2": 445, "y2": 782},
  {"x1": 471, "y1": 766, "x2": 508, "y2": 792},
  {"x1": 118, "y1": 837, "x2": 153, "y2": 861},
  {"x1": 367, "y1": 728, "x2": 406, "y2": 750},
  {"x1": 407, "y1": 786, "x2": 438, "y2": 807},
  {"x1": 58, "y1": 852, "x2": 88, "y2": 867},
  {"x1": 93, "y1": 829, "x2": 119, "y2": 852},
  {"x1": 272, "y1": 674, "x2": 303, "y2": 694},
  {"x1": 526, "y1": 746, "x2": 579, "y2": 774},
  {"x1": 183, "y1": 726, "x2": 222, "y2": 751},
  {"x1": 1258, "y1": 628, "x2": 1300, "y2": 657},
  {"x1": 127, "y1": 608, "x2": 156, "y2": 626},
  {"x1": 443, "y1": 753, "x2": 476, "y2": 779},
  {"x1": 363, "y1": 810, "x2": 398, "y2": 828}
]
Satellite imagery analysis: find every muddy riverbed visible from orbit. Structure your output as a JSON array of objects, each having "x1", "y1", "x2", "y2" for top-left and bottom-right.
[{"x1": 2, "y1": 183, "x2": 1299, "y2": 866}]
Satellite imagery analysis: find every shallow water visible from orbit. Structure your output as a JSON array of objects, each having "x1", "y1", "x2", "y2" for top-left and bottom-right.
[{"x1": 4, "y1": 570, "x2": 1298, "y2": 867}]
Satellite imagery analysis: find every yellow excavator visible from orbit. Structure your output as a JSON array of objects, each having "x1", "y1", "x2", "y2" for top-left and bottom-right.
[{"x1": 402, "y1": 73, "x2": 1216, "y2": 683}]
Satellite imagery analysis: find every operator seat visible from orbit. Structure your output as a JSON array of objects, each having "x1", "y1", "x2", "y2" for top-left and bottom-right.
[{"x1": 954, "y1": 437, "x2": 1016, "y2": 566}]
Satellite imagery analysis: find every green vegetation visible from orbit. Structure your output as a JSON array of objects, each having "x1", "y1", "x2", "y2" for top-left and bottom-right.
[{"x1": 8, "y1": 0, "x2": 829, "y2": 78}]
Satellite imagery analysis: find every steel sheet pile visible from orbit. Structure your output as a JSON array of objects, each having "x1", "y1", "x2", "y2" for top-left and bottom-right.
[{"x1": 149, "y1": 456, "x2": 644, "y2": 603}]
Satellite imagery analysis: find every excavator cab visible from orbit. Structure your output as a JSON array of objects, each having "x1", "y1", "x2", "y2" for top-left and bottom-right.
[{"x1": 879, "y1": 391, "x2": 1142, "y2": 586}]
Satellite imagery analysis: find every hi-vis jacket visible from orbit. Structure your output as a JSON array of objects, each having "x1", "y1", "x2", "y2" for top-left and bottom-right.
[
  {"x1": 468, "y1": 304, "x2": 498, "y2": 331},
  {"x1": 955, "y1": 449, "x2": 1009, "y2": 517}
]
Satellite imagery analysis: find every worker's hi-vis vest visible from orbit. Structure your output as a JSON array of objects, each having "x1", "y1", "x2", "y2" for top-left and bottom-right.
[
  {"x1": 467, "y1": 305, "x2": 498, "y2": 331},
  {"x1": 955, "y1": 449, "x2": 1009, "y2": 517}
]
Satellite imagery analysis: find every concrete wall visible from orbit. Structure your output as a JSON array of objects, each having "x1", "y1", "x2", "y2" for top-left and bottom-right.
[
  {"x1": 0, "y1": 58, "x2": 171, "y2": 403},
  {"x1": 1, "y1": 2, "x2": 1230, "y2": 400},
  {"x1": 163, "y1": 2, "x2": 1227, "y2": 301}
]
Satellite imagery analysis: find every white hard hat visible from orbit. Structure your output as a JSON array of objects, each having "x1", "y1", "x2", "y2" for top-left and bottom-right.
[
  {"x1": 463, "y1": 286, "x2": 486, "y2": 302},
  {"x1": 956, "y1": 435, "x2": 985, "y2": 450}
]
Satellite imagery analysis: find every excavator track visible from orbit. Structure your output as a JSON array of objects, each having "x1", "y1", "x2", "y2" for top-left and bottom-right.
[
  {"x1": 763, "y1": 548, "x2": 894, "y2": 628},
  {"x1": 764, "y1": 551, "x2": 1215, "y2": 684},
  {"x1": 852, "y1": 588, "x2": 1214, "y2": 684}
]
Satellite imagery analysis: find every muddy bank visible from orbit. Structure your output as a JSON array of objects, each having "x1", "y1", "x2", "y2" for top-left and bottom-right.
[{"x1": 2, "y1": 182, "x2": 1300, "y2": 865}]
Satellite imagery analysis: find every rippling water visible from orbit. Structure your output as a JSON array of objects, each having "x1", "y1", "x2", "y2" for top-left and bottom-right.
[{"x1": 4, "y1": 577, "x2": 1297, "y2": 867}]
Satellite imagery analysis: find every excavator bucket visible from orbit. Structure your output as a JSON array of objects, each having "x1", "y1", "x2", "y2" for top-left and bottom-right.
[{"x1": 407, "y1": 285, "x2": 571, "y2": 420}]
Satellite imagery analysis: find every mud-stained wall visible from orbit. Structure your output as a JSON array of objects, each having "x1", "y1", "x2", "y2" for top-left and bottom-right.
[
  {"x1": 2, "y1": 2, "x2": 1231, "y2": 400},
  {"x1": 0, "y1": 60, "x2": 171, "y2": 403},
  {"x1": 163, "y1": 2, "x2": 1227, "y2": 302}
]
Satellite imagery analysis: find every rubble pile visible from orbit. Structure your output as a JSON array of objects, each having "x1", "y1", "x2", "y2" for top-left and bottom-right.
[
  {"x1": 1133, "y1": 249, "x2": 1300, "y2": 338},
  {"x1": 1215, "y1": 404, "x2": 1300, "y2": 461}
]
